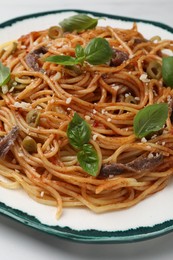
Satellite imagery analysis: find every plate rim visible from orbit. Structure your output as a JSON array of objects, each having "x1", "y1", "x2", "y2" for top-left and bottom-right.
[
  {"x1": 0, "y1": 8, "x2": 173, "y2": 34},
  {"x1": 0, "y1": 9, "x2": 173, "y2": 243},
  {"x1": 1, "y1": 200, "x2": 173, "y2": 243}
]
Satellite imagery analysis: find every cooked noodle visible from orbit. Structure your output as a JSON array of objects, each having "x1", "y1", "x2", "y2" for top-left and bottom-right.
[{"x1": 0, "y1": 20, "x2": 173, "y2": 219}]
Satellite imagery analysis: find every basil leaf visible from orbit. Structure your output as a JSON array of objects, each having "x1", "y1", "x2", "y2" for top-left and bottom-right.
[
  {"x1": 134, "y1": 103, "x2": 168, "y2": 138},
  {"x1": 77, "y1": 144, "x2": 99, "y2": 176},
  {"x1": 59, "y1": 14, "x2": 98, "y2": 32},
  {"x1": 67, "y1": 113, "x2": 99, "y2": 176},
  {"x1": 162, "y1": 57, "x2": 173, "y2": 87},
  {"x1": 0, "y1": 62, "x2": 10, "y2": 86},
  {"x1": 45, "y1": 38, "x2": 113, "y2": 66},
  {"x1": 75, "y1": 44, "x2": 85, "y2": 58},
  {"x1": 84, "y1": 38, "x2": 113, "y2": 65},
  {"x1": 75, "y1": 44, "x2": 85, "y2": 64},
  {"x1": 45, "y1": 55, "x2": 78, "y2": 66},
  {"x1": 67, "y1": 112, "x2": 91, "y2": 150}
]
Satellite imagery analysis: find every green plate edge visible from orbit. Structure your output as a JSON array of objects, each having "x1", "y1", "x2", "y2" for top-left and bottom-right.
[{"x1": 0, "y1": 9, "x2": 173, "y2": 243}]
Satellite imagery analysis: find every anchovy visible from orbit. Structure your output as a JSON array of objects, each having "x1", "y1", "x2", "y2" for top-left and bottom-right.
[
  {"x1": 0, "y1": 126, "x2": 19, "y2": 158},
  {"x1": 132, "y1": 38, "x2": 148, "y2": 45},
  {"x1": 110, "y1": 48, "x2": 129, "y2": 67},
  {"x1": 25, "y1": 46, "x2": 47, "y2": 72},
  {"x1": 99, "y1": 154, "x2": 163, "y2": 178}
]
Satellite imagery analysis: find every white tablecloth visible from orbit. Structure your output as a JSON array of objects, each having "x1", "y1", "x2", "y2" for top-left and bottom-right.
[{"x1": 0, "y1": 1, "x2": 173, "y2": 259}]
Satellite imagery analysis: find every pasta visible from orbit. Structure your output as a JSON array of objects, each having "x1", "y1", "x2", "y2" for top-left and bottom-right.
[{"x1": 0, "y1": 14, "x2": 173, "y2": 219}]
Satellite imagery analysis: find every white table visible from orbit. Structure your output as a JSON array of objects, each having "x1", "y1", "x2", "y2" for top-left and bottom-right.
[{"x1": 0, "y1": 1, "x2": 173, "y2": 259}]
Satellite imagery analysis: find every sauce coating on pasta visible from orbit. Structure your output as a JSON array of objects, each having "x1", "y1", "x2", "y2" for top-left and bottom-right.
[{"x1": 0, "y1": 14, "x2": 173, "y2": 218}]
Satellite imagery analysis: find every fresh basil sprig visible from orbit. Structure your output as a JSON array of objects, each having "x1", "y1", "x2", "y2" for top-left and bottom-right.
[
  {"x1": 46, "y1": 56, "x2": 79, "y2": 66},
  {"x1": 75, "y1": 44, "x2": 85, "y2": 63},
  {"x1": 162, "y1": 57, "x2": 173, "y2": 87},
  {"x1": 77, "y1": 144, "x2": 99, "y2": 176},
  {"x1": 67, "y1": 112, "x2": 99, "y2": 176},
  {"x1": 134, "y1": 103, "x2": 168, "y2": 138},
  {"x1": 0, "y1": 62, "x2": 10, "y2": 86},
  {"x1": 84, "y1": 38, "x2": 113, "y2": 65},
  {"x1": 59, "y1": 14, "x2": 99, "y2": 32},
  {"x1": 67, "y1": 112, "x2": 91, "y2": 150},
  {"x1": 45, "y1": 38, "x2": 113, "y2": 66}
]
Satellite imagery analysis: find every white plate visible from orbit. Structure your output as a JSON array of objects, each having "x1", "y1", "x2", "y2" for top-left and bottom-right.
[{"x1": 0, "y1": 10, "x2": 173, "y2": 243}]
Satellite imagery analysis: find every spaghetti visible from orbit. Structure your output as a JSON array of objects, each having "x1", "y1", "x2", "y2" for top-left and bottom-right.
[{"x1": 0, "y1": 15, "x2": 173, "y2": 219}]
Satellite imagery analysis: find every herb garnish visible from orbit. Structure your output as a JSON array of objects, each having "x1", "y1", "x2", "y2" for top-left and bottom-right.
[
  {"x1": 45, "y1": 38, "x2": 113, "y2": 66},
  {"x1": 77, "y1": 144, "x2": 99, "y2": 176},
  {"x1": 0, "y1": 62, "x2": 10, "y2": 86},
  {"x1": 67, "y1": 112, "x2": 99, "y2": 176},
  {"x1": 134, "y1": 103, "x2": 168, "y2": 138},
  {"x1": 59, "y1": 14, "x2": 99, "y2": 32},
  {"x1": 84, "y1": 38, "x2": 113, "y2": 65},
  {"x1": 67, "y1": 112, "x2": 91, "y2": 150}
]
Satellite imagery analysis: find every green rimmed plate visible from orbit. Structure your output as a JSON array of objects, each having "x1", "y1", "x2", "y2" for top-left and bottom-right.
[{"x1": 0, "y1": 9, "x2": 173, "y2": 243}]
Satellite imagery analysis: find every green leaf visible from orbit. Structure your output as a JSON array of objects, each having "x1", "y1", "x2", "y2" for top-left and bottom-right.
[
  {"x1": 75, "y1": 44, "x2": 85, "y2": 64},
  {"x1": 45, "y1": 38, "x2": 113, "y2": 66},
  {"x1": 59, "y1": 14, "x2": 98, "y2": 32},
  {"x1": 75, "y1": 44, "x2": 85, "y2": 58},
  {"x1": 77, "y1": 144, "x2": 99, "y2": 176},
  {"x1": 0, "y1": 62, "x2": 10, "y2": 86},
  {"x1": 134, "y1": 103, "x2": 168, "y2": 138},
  {"x1": 162, "y1": 57, "x2": 173, "y2": 87},
  {"x1": 67, "y1": 112, "x2": 91, "y2": 150},
  {"x1": 84, "y1": 38, "x2": 113, "y2": 65},
  {"x1": 45, "y1": 55, "x2": 79, "y2": 66}
]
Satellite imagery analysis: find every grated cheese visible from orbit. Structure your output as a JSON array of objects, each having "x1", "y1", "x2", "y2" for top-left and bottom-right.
[
  {"x1": 153, "y1": 90, "x2": 158, "y2": 96},
  {"x1": 111, "y1": 84, "x2": 119, "y2": 91},
  {"x1": 163, "y1": 130, "x2": 169, "y2": 134},
  {"x1": 85, "y1": 115, "x2": 91, "y2": 121},
  {"x1": 13, "y1": 101, "x2": 30, "y2": 109},
  {"x1": 21, "y1": 45, "x2": 26, "y2": 49},
  {"x1": 54, "y1": 72, "x2": 61, "y2": 81},
  {"x1": 167, "y1": 95, "x2": 172, "y2": 104},
  {"x1": 66, "y1": 97, "x2": 72, "y2": 104},
  {"x1": 18, "y1": 151, "x2": 24, "y2": 157},
  {"x1": 2, "y1": 85, "x2": 8, "y2": 94},
  {"x1": 93, "y1": 134, "x2": 99, "y2": 141},
  {"x1": 151, "y1": 134, "x2": 157, "y2": 139},
  {"x1": 148, "y1": 153, "x2": 154, "y2": 159},
  {"x1": 40, "y1": 191, "x2": 45, "y2": 197},
  {"x1": 139, "y1": 73, "x2": 150, "y2": 83},
  {"x1": 141, "y1": 137, "x2": 147, "y2": 143},
  {"x1": 134, "y1": 97, "x2": 140, "y2": 101},
  {"x1": 12, "y1": 81, "x2": 17, "y2": 86}
]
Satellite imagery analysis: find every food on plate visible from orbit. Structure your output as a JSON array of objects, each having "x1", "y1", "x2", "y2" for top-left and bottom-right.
[{"x1": 0, "y1": 14, "x2": 173, "y2": 218}]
